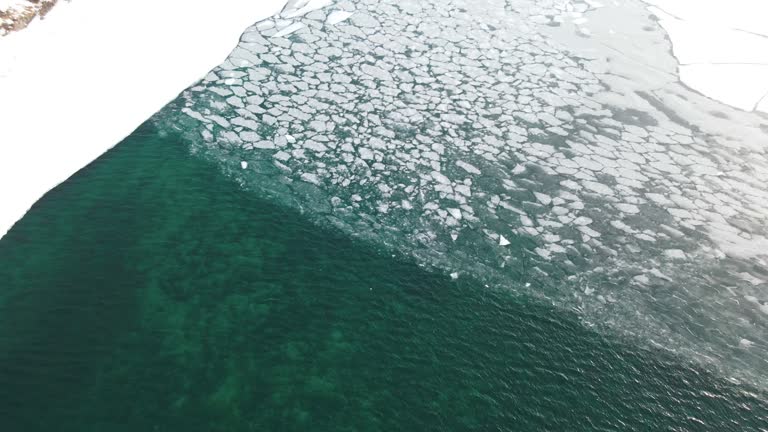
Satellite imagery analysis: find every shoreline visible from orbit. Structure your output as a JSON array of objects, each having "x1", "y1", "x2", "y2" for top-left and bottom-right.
[{"x1": 0, "y1": 0, "x2": 290, "y2": 239}]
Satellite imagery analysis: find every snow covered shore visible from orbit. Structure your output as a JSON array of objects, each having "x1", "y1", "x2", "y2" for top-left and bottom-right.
[
  {"x1": 0, "y1": 0, "x2": 290, "y2": 238},
  {"x1": 1, "y1": 0, "x2": 62, "y2": 35},
  {"x1": 1, "y1": 0, "x2": 60, "y2": 35},
  {"x1": 641, "y1": 0, "x2": 768, "y2": 114}
]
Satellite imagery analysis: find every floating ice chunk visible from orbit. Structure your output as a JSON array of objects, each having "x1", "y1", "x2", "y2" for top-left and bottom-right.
[
  {"x1": 232, "y1": 117, "x2": 260, "y2": 130},
  {"x1": 739, "y1": 338, "x2": 754, "y2": 349},
  {"x1": 451, "y1": 232, "x2": 459, "y2": 242},
  {"x1": 309, "y1": 120, "x2": 326, "y2": 132},
  {"x1": 649, "y1": 268, "x2": 672, "y2": 281},
  {"x1": 304, "y1": 140, "x2": 328, "y2": 152},
  {"x1": 240, "y1": 161, "x2": 248, "y2": 169},
  {"x1": 450, "y1": 272, "x2": 460, "y2": 280},
  {"x1": 431, "y1": 171, "x2": 451, "y2": 184},
  {"x1": 273, "y1": 151, "x2": 291, "y2": 162},
  {"x1": 610, "y1": 220, "x2": 634, "y2": 233},
  {"x1": 272, "y1": 22, "x2": 304, "y2": 38},
  {"x1": 520, "y1": 215, "x2": 534, "y2": 227},
  {"x1": 456, "y1": 160, "x2": 481, "y2": 175},
  {"x1": 549, "y1": 244, "x2": 567, "y2": 254},
  {"x1": 573, "y1": 216, "x2": 592, "y2": 226},
  {"x1": 646, "y1": 193, "x2": 673, "y2": 206},
  {"x1": 447, "y1": 208, "x2": 462, "y2": 220},
  {"x1": 583, "y1": 181, "x2": 613, "y2": 195},
  {"x1": 208, "y1": 115, "x2": 230, "y2": 128},
  {"x1": 256, "y1": 20, "x2": 275, "y2": 31},
  {"x1": 499, "y1": 235, "x2": 511, "y2": 246},
  {"x1": 441, "y1": 113, "x2": 467, "y2": 124},
  {"x1": 633, "y1": 275, "x2": 650, "y2": 284},
  {"x1": 282, "y1": 0, "x2": 332, "y2": 19},
  {"x1": 561, "y1": 180, "x2": 582, "y2": 191},
  {"x1": 326, "y1": 10, "x2": 353, "y2": 25},
  {"x1": 226, "y1": 96, "x2": 244, "y2": 108},
  {"x1": 615, "y1": 203, "x2": 640, "y2": 214},
  {"x1": 182, "y1": 108, "x2": 208, "y2": 123},
  {"x1": 300, "y1": 172, "x2": 321, "y2": 185},
  {"x1": 577, "y1": 225, "x2": 601, "y2": 238},
  {"x1": 360, "y1": 64, "x2": 393, "y2": 81},
  {"x1": 534, "y1": 192, "x2": 552, "y2": 206},
  {"x1": 535, "y1": 247, "x2": 551, "y2": 260},
  {"x1": 455, "y1": 184, "x2": 471, "y2": 196},
  {"x1": 359, "y1": 148, "x2": 374, "y2": 160},
  {"x1": 664, "y1": 249, "x2": 687, "y2": 260},
  {"x1": 240, "y1": 131, "x2": 261, "y2": 141},
  {"x1": 201, "y1": 129, "x2": 213, "y2": 142}
]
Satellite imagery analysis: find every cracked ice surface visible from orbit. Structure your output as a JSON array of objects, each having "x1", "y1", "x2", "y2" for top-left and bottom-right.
[{"x1": 161, "y1": 0, "x2": 768, "y2": 387}]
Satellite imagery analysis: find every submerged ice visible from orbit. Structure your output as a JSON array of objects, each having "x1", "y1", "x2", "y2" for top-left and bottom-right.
[{"x1": 163, "y1": 0, "x2": 768, "y2": 387}]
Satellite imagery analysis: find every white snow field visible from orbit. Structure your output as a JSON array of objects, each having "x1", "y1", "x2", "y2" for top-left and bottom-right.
[
  {"x1": 641, "y1": 0, "x2": 768, "y2": 113},
  {"x1": 0, "y1": 0, "x2": 290, "y2": 238}
]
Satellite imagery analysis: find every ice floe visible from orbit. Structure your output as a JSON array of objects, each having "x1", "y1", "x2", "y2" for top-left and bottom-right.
[
  {"x1": 164, "y1": 0, "x2": 768, "y2": 389},
  {"x1": 326, "y1": 10, "x2": 353, "y2": 25},
  {"x1": 272, "y1": 21, "x2": 305, "y2": 38}
]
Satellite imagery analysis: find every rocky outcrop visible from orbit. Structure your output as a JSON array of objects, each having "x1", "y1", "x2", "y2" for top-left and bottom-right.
[{"x1": 0, "y1": 0, "x2": 61, "y2": 36}]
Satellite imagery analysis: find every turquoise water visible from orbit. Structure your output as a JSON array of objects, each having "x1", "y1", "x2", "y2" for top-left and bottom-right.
[{"x1": 1, "y1": 122, "x2": 767, "y2": 431}]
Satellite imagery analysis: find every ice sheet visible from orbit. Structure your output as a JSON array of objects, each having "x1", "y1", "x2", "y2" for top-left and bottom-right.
[{"x1": 642, "y1": 1, "x2": 768, "y2": 113}]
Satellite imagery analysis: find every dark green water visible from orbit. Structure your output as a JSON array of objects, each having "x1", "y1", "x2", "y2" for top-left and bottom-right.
[{"x1": 1, "y1": 122, "x2": 767, "y2": 431}]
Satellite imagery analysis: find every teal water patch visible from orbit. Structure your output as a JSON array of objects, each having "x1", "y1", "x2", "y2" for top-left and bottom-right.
[{"x1": 0, "y1": 122, "x2": 767, "y2": 430}]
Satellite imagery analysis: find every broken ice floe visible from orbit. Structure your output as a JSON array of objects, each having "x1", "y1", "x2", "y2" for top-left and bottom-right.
[
  {"x1": 169, "y1": 0, "x2": 768, "y2": 388},
  {"x1": 326, "y1": 10, "x2": 353, "y2": 25}
]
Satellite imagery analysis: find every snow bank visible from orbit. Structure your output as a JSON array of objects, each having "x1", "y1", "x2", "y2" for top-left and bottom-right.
[
  {"x1": 641, "y1": 0, "x2": 768, "y2": 113},
  {"x1": 0, "y1": 0, "x2": 289, "y2": 239},
  {"x1": 0, "y1": 0, "x2": 28, "y2": 9}
]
